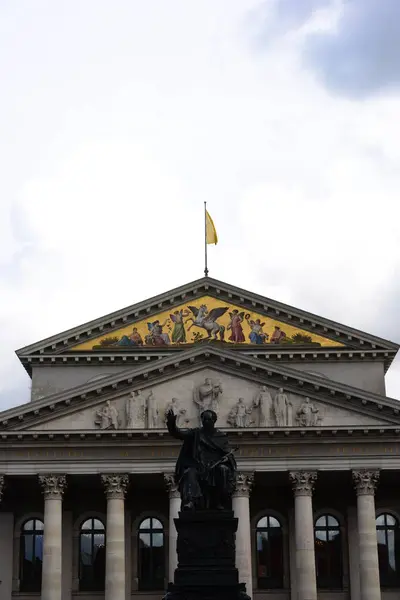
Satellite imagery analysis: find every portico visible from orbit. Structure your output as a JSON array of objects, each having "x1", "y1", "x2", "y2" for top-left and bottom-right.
[
  {"x1": 1, "y1": 276, "x2": 400, "y2": 599},
  {"x1": 0, "y1": 432, "x2": 400, "y2": 599}
]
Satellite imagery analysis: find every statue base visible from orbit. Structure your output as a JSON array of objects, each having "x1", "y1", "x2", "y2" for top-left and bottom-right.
[{"x1": 163, "y1": 510, "x2": 251, "y2": 600}]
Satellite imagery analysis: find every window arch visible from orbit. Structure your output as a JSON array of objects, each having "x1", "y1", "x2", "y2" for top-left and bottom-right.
[
  {"x1": 255, "y1": 515, "x2": 284, "y2": 589},
  {"x1": 314, "y1": 514, "x2": 342, "y2": 589},
  {"x1": 376, "y1": 513, "x2": 400, "y2": 587},
  {"x1": 138, "y1": 517, "x2": 165, "y2": 590},
  {"x1": 79, "y1": 518, "x2": 106, "y2": 591},
  {"x1": 20, "y1": 518, "x2": 44, "y2": 592}
]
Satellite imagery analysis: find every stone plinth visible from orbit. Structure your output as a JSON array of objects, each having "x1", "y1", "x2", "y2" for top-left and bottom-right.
[{"x1": 164, "y1": 510, "x2": 250, "y2": 600}]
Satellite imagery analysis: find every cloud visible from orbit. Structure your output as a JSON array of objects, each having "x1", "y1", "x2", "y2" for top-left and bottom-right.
[
  {"x1": 303, "y1": 0, "x2": 400, "y2": 98},
  {"x1": 1, "y1": 0, "x2": 400, "y2": 410}
]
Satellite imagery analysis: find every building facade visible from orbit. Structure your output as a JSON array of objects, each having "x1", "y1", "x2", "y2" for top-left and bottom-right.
[{"x1": 0, "y1": 276, "x2": 400, "y2": 600}]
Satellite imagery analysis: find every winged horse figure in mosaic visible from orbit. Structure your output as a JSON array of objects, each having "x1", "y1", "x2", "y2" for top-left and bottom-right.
[{"x1": 186, "y1": 305, "x2": 228, "y2": 341}]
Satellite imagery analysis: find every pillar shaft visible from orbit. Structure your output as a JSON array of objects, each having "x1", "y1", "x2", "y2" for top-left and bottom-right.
[
  {"x1": 232, "y1": 472, "x2": 254, "y2": 599},
  {"x1": 164, "y1": 473, "x2": 180, "y2": 580},
  {"x1": 289, "y1": 471, "x2": 317, "y2": 600},
  {"x1": 353, "y1": 470, "x2": 381, "y2": 600},
  {"x1": 102, "y1": 474, "x2": 129, "y2": 600},
  {"x1": 39, "y1": 474, "x2": 66, "y2": 600}
]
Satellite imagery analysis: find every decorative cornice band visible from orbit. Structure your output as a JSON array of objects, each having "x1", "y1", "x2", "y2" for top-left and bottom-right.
[
  {"x1": 352, "y1": 469, "x2": 380, "y2": 496},
  {"x1": 101, "y1": 473, "x2": 129, "y2": 499},
  {"x1": 163, "y1": 473, "x2": 180, "y2": 499},
  {"x1": 233, "y1": 471, "x2": 255, "y2": 497},
  {"x1": 39, "y1": 474, "x2": 67, "y2": 499},
  {"x1": 289, "y1": 470, "x2": 317, "y2": 496}
]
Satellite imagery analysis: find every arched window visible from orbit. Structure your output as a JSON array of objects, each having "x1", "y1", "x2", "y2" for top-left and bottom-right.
[
  {"x1": 314, "y1": 515, "x2": 342, "y2": 589},
  {"x1": 255, "y1": 515, "x2": 284, "y2": 589},
  {"x1": 79, "y1": 518, "x2": 106, "y2": 591},
  {"x1": 138, "y1": 517, "x2": 165, "y2": 590},
  {"x1": 20, "y1": 518, "x2": 44, "y2": 592},
  {"x1": 376, "y1": 513, "x2": 400, "y2": 587}
]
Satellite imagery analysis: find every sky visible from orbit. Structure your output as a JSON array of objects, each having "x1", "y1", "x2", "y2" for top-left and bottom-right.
[{"x1": 2, "y1": 0, "x2": 400, "y2": 410}]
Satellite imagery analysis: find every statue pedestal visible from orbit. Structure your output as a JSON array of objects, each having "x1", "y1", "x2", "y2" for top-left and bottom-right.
[{"x1": 164, "y1": 510, "x2": 251, "y2": 600}]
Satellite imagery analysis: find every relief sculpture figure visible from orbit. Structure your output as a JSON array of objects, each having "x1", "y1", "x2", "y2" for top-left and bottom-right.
[
  {"x1": 165, "y1": 397, "x2": 187, "y2": 428},
  {"x1": 95, "y1": 401, "x2": 119, "y2": 430},
  {"x1": 166, "y1": 408, "x2": 236, "y2": 510},
  {"x1": 126, "y1": 390, "x2": 146, "y2": 428},
  {"x1": 146, "y1": 390, "x2": 160, "y2": 428},
  {"x1": 253, "y1": 385, "x2": 273, "y2": 426},
  {"x1": 273, "y1": 388, "x2": 292, "y2": 427},
  {"x1": 296, "y1": 397, "x2": 321, "y2": 427},
  {"x1": 227, "y1": 398, "x2": 254, "y2": 428},
  {"x1": 193, "y1": 378, "x2": 223, "y2": 418}
]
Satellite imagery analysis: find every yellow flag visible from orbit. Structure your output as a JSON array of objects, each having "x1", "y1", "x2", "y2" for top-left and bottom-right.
[{"x1": 205, "y1": 210, "x2": 218, "y2": 245}]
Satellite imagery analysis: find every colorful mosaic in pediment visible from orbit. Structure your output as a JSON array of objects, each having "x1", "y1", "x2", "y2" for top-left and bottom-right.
[{"x1": 71, "y1": 296, "x2": 343, "y2": 351}]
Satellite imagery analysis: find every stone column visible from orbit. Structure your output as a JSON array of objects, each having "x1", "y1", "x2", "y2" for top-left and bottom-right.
[
  {"x1": 347, "y1": 506, "x2": 361, "y2": 600},
  {"x1": 39, "y1": 474, "x2": 67, "y2": 600},
  {"x1": 232, "y1": 472, "x2": 254, "y2": 599},
  {"x1": 102, "y1": 474, "x2": 129, "y2": 600},
  {"x1": 352, "y1": 470, "x2": 381, "y2": 600},
  {"x1": 164, "y1": 473, "x2": 180, "y2": 580},
  {"x1": 0, "y1": 474, "x2": 4, "y2": 502},
  {"x1": 289, "y1": 471, "x2": 317, "y2": 600}
]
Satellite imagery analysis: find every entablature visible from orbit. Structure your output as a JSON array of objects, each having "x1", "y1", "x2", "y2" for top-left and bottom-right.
[
  {"x1": 1, "y1": 428, "x2": 400, "y2": 475},
  {"x1": 19, "y1": 346, "x2": 395, "y2": 373}
]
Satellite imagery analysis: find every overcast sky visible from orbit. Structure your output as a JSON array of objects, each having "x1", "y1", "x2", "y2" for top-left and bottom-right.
[{"x1": 2, "y1": 0, "x2": 400, "y2": 410}]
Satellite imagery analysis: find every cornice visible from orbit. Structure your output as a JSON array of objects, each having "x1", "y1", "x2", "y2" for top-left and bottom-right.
[
  {"x1": 2, "y1": 346, "x2": 400, "y2": 430},
  {"x1": 18, "y1": 346, "x2": 395, "y2": 375},
  {"x1": 1, "y1": 425, "x2": 400, "y2": 444},
  {"x1": 15, "y1": 277, "x2": 399, "y2": 359}
]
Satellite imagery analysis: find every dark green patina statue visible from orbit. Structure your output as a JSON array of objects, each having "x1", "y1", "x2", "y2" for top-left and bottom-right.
[{"x1": 166, "y1": 408, "x2": 237, "y2": 510}]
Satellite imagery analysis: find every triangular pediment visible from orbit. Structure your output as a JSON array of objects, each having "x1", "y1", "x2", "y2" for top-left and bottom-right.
[
  {"x1": 3, "y1": 346, "x2": 400, "y2": 432},
  {"x1": 16, "y1": 278, "x2": 399, "y2": 363}
]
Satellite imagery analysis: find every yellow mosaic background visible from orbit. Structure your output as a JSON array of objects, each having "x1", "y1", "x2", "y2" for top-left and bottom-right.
[{"x1": 71, "y1": 296, "x2": 342, "y2": 350}]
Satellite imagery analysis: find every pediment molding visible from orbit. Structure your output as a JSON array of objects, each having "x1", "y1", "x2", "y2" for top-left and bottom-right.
[
  {"x1": 1, "y1": 424, "x2": 400, "y2": 443},
  {"x1": 16, "y1": 277, "x2": 399, "y2": 360},
  {"x1": 3, "y1": 346, "x2": 400, "y2": 431},
  {"x1": 18, "y1": 346, "x2": 395, "y2": 373}
]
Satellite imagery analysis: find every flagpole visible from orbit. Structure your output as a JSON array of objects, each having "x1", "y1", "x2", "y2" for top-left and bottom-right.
[{"x1": 204, "y1": 201, "x2": 208, "y2": 277}]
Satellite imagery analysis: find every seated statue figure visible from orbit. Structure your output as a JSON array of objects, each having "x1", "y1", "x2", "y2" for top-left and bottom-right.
[{"x1": 166, "y1": 408, "x2": 236, "y2": 510}]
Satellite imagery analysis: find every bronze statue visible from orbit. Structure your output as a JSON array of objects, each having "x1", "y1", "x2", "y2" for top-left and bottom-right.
[{"x1": 166, "y1": 408, "x2": 236, "y2": 510}]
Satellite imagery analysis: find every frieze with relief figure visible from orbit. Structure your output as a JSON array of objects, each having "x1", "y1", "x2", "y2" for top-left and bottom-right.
[
  {"x1": 70, "y1": 296, "x2": 342, "y2": 350},
  {"x1": 26, "y1": 369, "x2": 394, "y2": 432}
]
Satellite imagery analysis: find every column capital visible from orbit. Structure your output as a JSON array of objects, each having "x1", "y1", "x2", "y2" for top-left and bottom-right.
[
  {"x1": 39, "y1": 474, "x2": 67, "y2": 499},
  {"x1": 233, "y1": 472, "x2": 254, "y2": 497},
  {"x1": 0, "y1": 474, "x2": 4, "y2": 502},
  {"x1": 352, "y1": 469, "x2": 380, "y2": 496},
  {"x1": 101, "y1": 473, "x2": 129, "y2": 499},
  {"x1": 163, "y1": 473, "x2": 180, "y2": 499},
  {"x1": 289, "y1": 470, "x2": 317, "y2": 496}
]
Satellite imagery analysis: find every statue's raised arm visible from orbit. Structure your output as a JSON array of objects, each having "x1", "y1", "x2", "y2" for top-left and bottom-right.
[{"x1": 166, "y1": 408, "x2": 191, "y2": 440}]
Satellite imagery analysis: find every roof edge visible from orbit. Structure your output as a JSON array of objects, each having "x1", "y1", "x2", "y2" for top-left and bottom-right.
[{"x1": 16, "y1": 276, "x2": 400, "y2": 357}]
